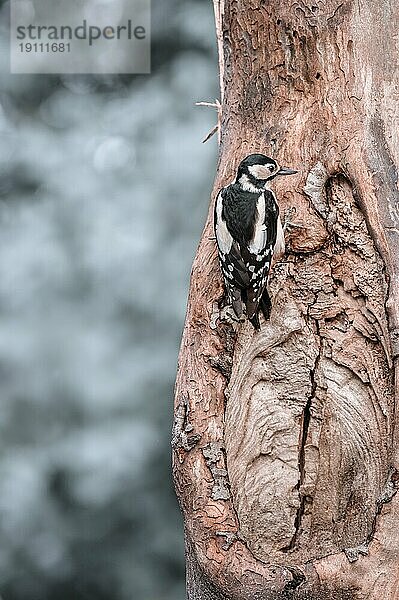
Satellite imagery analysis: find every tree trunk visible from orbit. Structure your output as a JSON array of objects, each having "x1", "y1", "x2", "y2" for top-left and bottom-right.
[{"x1": 173, "y1": 1, "x2": 399, "y2": 598}]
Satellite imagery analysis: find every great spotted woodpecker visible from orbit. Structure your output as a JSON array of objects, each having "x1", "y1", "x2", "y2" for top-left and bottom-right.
[{"x1": 214, "y1": 153, "x2": 298, "y2": 330}]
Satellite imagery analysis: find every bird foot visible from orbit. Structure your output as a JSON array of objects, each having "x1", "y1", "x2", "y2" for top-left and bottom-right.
[
  {"x1": 221, "y1": 305, "x2": 244, "y2": 325},
  {"x1": 210, "y1": 303, "x2": 244, "y2": 329}
]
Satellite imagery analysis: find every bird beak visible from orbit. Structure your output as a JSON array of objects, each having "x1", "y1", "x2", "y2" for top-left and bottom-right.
[{"x1": 278, "y1": 166, "x2": 298, "y2": 176}]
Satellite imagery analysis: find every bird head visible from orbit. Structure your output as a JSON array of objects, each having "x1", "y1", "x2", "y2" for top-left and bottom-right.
[{"x1": 236, "y1": 153, "x2": 298, "y2": 192}]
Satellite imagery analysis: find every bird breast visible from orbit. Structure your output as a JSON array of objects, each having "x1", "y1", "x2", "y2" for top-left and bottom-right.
[{"x1": 273, "y1": 216, "x2": 285, "y2": 260}]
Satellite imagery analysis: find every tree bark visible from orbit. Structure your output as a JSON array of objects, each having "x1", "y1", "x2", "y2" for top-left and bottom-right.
[{"x1": 173, "y1": 1, "x2": 399, "y2": 598}]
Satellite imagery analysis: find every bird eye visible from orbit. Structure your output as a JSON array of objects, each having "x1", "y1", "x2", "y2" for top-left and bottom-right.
[{"x1": 268, "y1": 165, "x2": 274, "y2": 172}]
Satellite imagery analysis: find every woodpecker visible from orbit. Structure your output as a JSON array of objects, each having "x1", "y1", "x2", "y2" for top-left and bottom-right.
[{"x1": 214, "y1": 153, "x2": 298, "y2": 330}]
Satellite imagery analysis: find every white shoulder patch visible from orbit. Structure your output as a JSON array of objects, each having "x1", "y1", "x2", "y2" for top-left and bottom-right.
[
  {"x1": 215, "y1": 192, "x2": 233, "y2": 255},
  {"x1": 249, "y1": 194, "x2": 267, "y2": 253}
]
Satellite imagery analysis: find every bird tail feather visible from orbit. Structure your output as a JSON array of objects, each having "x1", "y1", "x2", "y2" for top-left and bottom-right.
[
  {"x1": 246, "y1": 287, "x2": 272, "y2": 330},
  {"x1": 260, "y1": 289, "x2": 272, "y2": 321},
  {"x1": 249, "y1": 313, "x2": 261, "y2": 331}
]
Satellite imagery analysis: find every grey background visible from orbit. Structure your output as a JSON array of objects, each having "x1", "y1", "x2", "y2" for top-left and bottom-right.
[{"x1": 0, "y1": 0, "x2": 218, "y2": 598}]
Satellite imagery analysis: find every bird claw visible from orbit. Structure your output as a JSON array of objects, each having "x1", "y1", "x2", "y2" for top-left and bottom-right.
[
  {"x1": 220, "y1": 305, "x2": 243, "y2": 324},
  {"x1": 210, "y1": 303, "x2": 243, "y2": 329}
]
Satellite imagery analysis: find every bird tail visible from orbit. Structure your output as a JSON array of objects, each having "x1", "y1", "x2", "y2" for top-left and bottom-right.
[
  {"x1": 249, "y1": 312, "x2": 261, "y2": 330},
  {"x1": 260, "y1": 289, "x2": 272, "y2": 321},
  {"x1": 246, "y1": 287, "x2": 272, "y2": 331},
  {"x1": 245, "y1": 287, "x2": 261, "y2": 330}
]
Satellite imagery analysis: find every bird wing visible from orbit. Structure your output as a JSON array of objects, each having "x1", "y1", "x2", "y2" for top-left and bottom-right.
[{"x1": 214, "y1": 190, "x2": 250, "y2": 289}]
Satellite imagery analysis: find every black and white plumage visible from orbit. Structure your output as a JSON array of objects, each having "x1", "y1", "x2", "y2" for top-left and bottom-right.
[{"x1": 214, "y1": 153, "x2": 298, "y2": 330}]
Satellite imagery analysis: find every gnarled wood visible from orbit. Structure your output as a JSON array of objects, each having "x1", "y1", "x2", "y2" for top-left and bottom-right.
[{"x1": 173, "y1": 1, "x2": 399, "y2": 598}]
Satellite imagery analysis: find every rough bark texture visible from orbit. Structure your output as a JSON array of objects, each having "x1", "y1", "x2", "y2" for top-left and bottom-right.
[{"x1": 173, "y1": 1, "x2": 399, "y2": 598}]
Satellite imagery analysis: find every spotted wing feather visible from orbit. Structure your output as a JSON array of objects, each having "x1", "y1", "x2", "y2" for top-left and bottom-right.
[{"x1": 215, "y1": 191, "x2": 249, "y2": 315}]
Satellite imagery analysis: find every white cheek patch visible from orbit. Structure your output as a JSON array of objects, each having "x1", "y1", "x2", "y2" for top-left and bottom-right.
[{"x1": 248, "y1": 164, "x2": 275, "y2": 179}]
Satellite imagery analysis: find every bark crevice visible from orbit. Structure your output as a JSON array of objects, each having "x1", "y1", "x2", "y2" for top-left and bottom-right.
[{"x1": 283, "y1": 332, "x2": 321, "y2": 553}]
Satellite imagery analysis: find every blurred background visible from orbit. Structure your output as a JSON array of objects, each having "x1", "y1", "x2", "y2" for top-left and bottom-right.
[{"x1": 0, "y1": 1, "x2": 218, "y2": 598}]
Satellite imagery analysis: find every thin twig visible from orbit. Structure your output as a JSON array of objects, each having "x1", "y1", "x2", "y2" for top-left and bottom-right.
[
  {"x1": 202, "y1": 125, "x2": 219, "y2": 143},
  {"x1": 196, "y1": 99, "x2": 222, "y2": 144}
]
